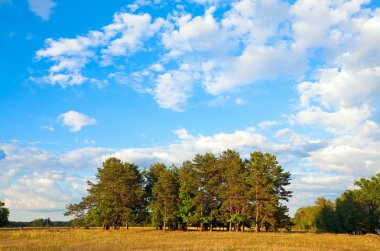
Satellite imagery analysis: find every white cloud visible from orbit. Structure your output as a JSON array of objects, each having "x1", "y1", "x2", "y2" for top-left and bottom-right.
[
  {"x1": 235, "y1": 98, "x2": 246, "y2": 106},
  {"x1": 41, "y1": 125, "x2": 54, "y2": 132},
  {"x1": 58, "y1": 111, "x2": 96, "y2": 132},
  {"x1": 28, "y1": 0, "x2": 56, "y2": 21},
  {"x1": 33, "y1": 11, "x2": 162, "y2": 87},
  {"x1": 290, "y1": 0, "x2": 370, "y2": 53},
  {"x1": 290, "y1": 106, "x2": 372, "y2": 133},
  {"x1": 305, "y1": 134, "x2": 380, "y2": 176},
  {"x1": 154, "y1": 71, "x2": 193, "y2": 111},
  {"x1": 258, "y1": 120, "x2": 277, "y2": 129},
  {"x1": 149, "y1": 63, "x2": 165, "y2": 72},
  {"x1": 101, "y1": 13, "x2": 153, "y2": 64},
  {"x1": 162, "y1": 7, "x2": 226, "y2": 57},
  {"x1": 298, "y1": 67, "x2": 380, "y2": 109},
  {"x1": 31, "y1": 0, "x2": 380, "y2": 112},
  {"x1": 128, "y1": 0, "x2": 152, "y2": 12},
  {"x1": 202, "y1": 43, "x2": 305, "y2": 95}
]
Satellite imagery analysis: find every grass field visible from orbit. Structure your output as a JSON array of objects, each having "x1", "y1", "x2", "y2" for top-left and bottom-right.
[{"x1": 1, "y1": 227, "x2": 380, "y2": 251}]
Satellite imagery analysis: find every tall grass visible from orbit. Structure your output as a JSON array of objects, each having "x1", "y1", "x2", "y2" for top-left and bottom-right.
[{"x1": 0, "y1": 227, "x2": 379, "y2": 250}]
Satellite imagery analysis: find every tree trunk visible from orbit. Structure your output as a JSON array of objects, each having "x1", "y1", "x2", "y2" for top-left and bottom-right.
[
  {"x1": 200, "y1": 211, "x2": 203, "y2": 231},
  {"x1": 255, "y1": 185, "x2": 261, "y2": 233},
  {"x1": 255, "y1": 203, "x2": 260, "y2": 232},
  {"x1": 229, "y1": 221, "x2": 232, "y2": 232},
  {"x1": 163, "y1": 198, "x2": 167, "y2": 231},
  {"x1": 126, "y1": 221, "x2": 129, "y2": 230}
]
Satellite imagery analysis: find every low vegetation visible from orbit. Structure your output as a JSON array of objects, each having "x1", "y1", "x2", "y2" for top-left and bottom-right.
[{"x1": 1, "y1": 228, "x2": 380, "y2": 251}]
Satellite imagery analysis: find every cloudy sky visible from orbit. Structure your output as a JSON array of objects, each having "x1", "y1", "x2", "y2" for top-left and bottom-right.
[{"x1": 1, "y1": 0, "x2": 380, "y2": 221}]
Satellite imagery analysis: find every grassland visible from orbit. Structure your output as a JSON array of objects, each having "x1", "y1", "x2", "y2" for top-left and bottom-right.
[{"x1": 1, "y1": 227, "x2": 380, "y2": 251}]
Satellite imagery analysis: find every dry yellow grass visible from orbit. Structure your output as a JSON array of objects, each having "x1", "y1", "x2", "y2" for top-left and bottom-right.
[{"x1": 1, "y1": 227, "x2": 379, "y2": 251}]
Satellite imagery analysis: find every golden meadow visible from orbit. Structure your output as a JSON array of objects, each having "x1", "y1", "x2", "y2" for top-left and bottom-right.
[{"x1": 1, "y1": 227, "x2": 380, "y2": 251}]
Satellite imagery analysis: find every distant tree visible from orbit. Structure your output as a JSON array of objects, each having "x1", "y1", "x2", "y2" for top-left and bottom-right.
[
  {"x1": 30, "y1": 218, "x2": 52, "y2": 227},
  {"x1": 335, "y1": 190, "x2": 366, "y2": 234},
  {"x1": 294, "y1": 171, "x2": 380, "y2": 234},
  {"x1": 293, "y1": 206, "x2": 318, "y2": 231},
  {"x1": 314, "y1": 197, "x2": 337, "y2": 232},
  {"x1": 0, "y1": 200, "x2": 9, "y2": 227},
  {"x1": 293, "y1": 197, "x2": 336, "y2": 232},
  {"x1": 65, "y1": 157, "x2": 144, "y2": 229}
]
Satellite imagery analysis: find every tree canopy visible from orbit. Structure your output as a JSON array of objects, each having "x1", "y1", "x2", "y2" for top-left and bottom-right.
[{"x1": 65, "y1": 157, "x2": 144, "y2": 229}]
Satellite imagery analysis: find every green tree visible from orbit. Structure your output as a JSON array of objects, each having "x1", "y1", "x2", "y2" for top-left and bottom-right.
[
  {"x1": 293, "y1": 197, "x2": 336, "y2": 232},
  {"x1": 246, "y1": 152, "x2": 292, "y2": 232},
  {"x1": 65, "y1": 157, "x2": 144, "y2": 229},
  {"x1": 293, "y1": 206, "x2": 318, "y2": 231},
  {"x1": 353, "y1": 173, "x2": 380, "y2": 233},
  {"x1": 314, "y1": 197, "x2": 337, "y2": 232},
  {"x1": 0, "y1": 200, "x2": 9, "y2": 227},
  {"x1": 218, "y1": 150, "x2": 247, "y2": 232},
  {"x1": 30, "y1": 218, "x2": 52, "y2": 227},
  {"x1": 335, "y1": 190, "x2": 366, "y2": 233},
  {"x1": 145, "y1": 163, "x2": 167, "y2": 229},
  {"x1": 178, "y1": 161, "x2": 197, "y2": 231},
  {"x1": 151, "y1": 166, "x2": 180, "y2": 230},
  {"x1": 192, "y1": 153, "x2": 221, "y2": 231},
  {"x1": 144, "y1": 163, "x2": 167, "y2": 205}
]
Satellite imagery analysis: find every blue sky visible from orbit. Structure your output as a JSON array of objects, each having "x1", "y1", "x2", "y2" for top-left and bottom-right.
[{"x1": 1, "y1": 0, "x2": 380, "y2": 221}]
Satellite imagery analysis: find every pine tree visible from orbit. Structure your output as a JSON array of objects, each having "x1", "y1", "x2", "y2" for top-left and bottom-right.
[
  {"x1": 246, "y1": 152, "x2": 292, "y2": 232},
  {"x1": 65, "y1": 157, "x2": 144, "y2": 229},
  {"x1": 218, "y1": 150, "x2": 247, "y2": 231},
  {"x1": 152, "y1": 166, "x2": 180, "y2": 230}
]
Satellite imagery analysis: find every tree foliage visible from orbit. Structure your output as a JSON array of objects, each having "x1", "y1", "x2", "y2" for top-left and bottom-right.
[
  {"x1": 65, "y1": 157, "x2": 144, "y2": 229},
  {"x1": 0, "y1": 200, "x2": 9, "y2": 227}
]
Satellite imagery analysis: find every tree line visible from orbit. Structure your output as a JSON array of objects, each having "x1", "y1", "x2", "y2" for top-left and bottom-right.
[
  {"x1": 293, "y1": 173, "x2": 380, "y2": 234},
  {"x1": 65, "y1": 150, "x2": 292, "y2": 232}
]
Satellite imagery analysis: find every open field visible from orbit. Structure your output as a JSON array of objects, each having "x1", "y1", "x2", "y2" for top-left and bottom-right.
[{"x1": 1, "y1": 228, "x2": 380, "y2": 251}]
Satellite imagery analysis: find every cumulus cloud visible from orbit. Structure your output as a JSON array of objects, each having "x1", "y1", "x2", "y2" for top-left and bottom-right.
[
  {"x1": 258, "y1": 120, "x2": 278, "y2": 129},
  {"x1": 298, "y1": 68, "x2": 380, "y2": 109},
  {"x1": 290, "y1": 106, "x2": 372, "y2": 133},
  {"x1": 31, "y1": 0, "x2": 380, "y2": 112},
  {"x1": 28, "y1": 0, "x2": 56, "y2": 21},
  {"x1": 58, "y1": 111, "x2": 96, "y2": 132},
  {"x1": 154, "y1": 70, "x2": 193, "y2": 111},
  {"x1": 33, "y1": 11, "x2": 164, "y2": 87},
  {"x1": 100, "y1": 13, "x2": 154, "y2": 64}
]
